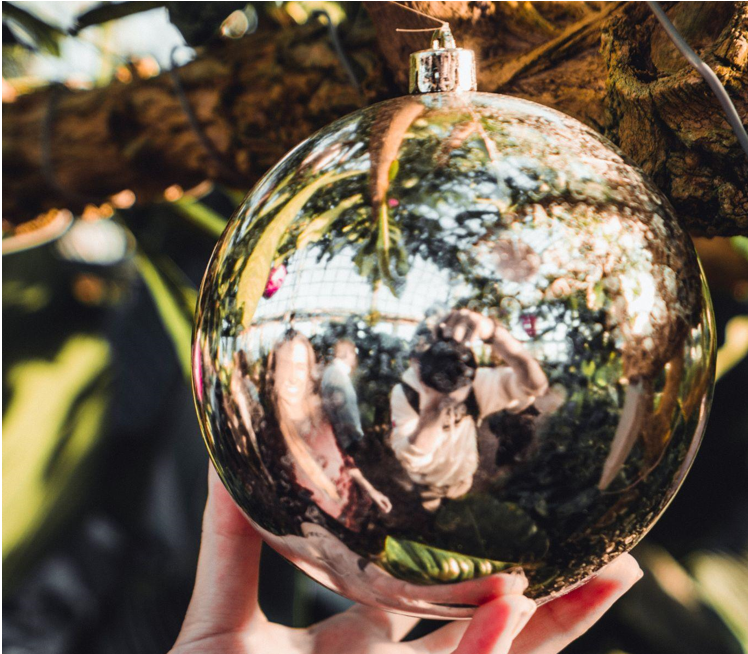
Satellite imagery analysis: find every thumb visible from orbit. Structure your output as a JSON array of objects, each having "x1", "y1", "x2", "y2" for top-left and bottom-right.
[{"x1": 176, "y1": 465, "x2": 265, "y2": 644}]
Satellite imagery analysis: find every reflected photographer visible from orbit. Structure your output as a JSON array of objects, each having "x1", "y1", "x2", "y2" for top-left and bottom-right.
[{"x1": 389, "y1": 309, "x2": 549, "y2": 510}]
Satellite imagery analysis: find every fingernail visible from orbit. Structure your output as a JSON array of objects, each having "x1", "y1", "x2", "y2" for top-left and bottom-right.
[
  {"x1": 508, "y1": 596, "x2": 536, "y2": 640},
  {"x1": 503, "y1": 568, "x2": 529, "y2": 594}
]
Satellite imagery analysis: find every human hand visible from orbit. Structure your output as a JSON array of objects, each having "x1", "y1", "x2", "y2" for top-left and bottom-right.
[
  {"x1": 439, "y1": 309, "x2": 496, "y2": 343},
  {"x1": 351, "y1": 468, "x2": 393, "y2": 514},
  {"x1": 171, "y1": 467, "x2": 642, "y2": 654},
  {"x1": 370, "y1": 488, "x2": 393, "y2": 514}
]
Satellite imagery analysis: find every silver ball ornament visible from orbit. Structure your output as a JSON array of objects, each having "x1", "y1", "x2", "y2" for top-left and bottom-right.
[{"x1": 193, "y1": 88, "x2": 714, "y2": 618}]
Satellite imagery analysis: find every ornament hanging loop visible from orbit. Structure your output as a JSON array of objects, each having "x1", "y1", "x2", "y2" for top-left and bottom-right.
[
  {"x1": 409, "y1": 27, "x2": 476, "y2": 95},
  {"x1": 430, "y1": 26, "x2": 456, "y2": 50}
]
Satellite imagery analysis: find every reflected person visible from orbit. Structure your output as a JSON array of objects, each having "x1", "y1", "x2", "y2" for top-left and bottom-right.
[
  {"x1": 268, "y1": 331, "x2": 392, "y2": 529},
  {"x1": 230, "y1": 350, "x2": 272, "y2": 481},
  {"x1": 389, "y1": 309, "x2": 548, "y2": 511},
  {"x1": 321, "y1": 339, "x2": 364, "y2": 454}
]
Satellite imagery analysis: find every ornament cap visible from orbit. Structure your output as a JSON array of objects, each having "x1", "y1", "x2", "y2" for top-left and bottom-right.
[{"x1": 409, "y1": 28, "x2": 476, "y2": 94}]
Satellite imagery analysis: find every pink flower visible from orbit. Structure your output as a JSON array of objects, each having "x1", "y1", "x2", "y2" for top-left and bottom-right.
[
  {"x1": 521, "y1": 314, "x2": 537, "y2": 338},
  {"x1": 263, "y1": 264, "x2": 287, "y2": 298}
]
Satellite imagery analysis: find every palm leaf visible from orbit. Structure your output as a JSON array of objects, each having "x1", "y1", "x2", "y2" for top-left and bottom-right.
[
  {"x1": 2, "y1": 334, "x2": 111, "y2": 587},
  {"x1": 134, "y1": 251, "x2": 196, "y2": 379},
  {"x1": 172, "y1": 197, "x2": 228, "y2": 240},
  {"x1": 296, "y1": 194, "x2": 362, "y2": 252},
  {"x1": 690, "y1": 550, "x2": 748, "y2": 652},
  {"x1": 71, "y1": 1, "x2": 167, "y2": 34},
  {"x1": 2, "y1": 2, "x2": 64, "y2": 55},
  {"x1": 377, "y1": 536, "x2": 517, "y2": 585},
  {"x1": 235, "y1": 169, "x2": 361, "y2": 330}
]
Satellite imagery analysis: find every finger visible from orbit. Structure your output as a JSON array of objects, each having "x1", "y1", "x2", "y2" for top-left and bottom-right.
[
  {"x1": 410, "y1": 568, "x2": 528, "y2": 605},
  {"x1": 178, "y1": 465, "x2": 265, "y2": 642},
  {"x1": 438, "y1": 320, "x2": 454, "y2": 340},
  {"x1": 329, "y1": 571, "x2": 527, "y2": 648},
  {"x1": 439, "y1": 312, "x2": 465, "y2": 338},
  {"x1": 447, "y1": 312, "x2": 476, "y2": 343},
  {"x1": 510, "y1": 554, "x2": 642, "y2": 654},
  {"x1": 341, "y1": 604, "x2": 421, "y2": 642},
  {"x1": 453, "y1": 324, "x2": 466, "y2": 342},
  {"x1": 414, "y1": 595, "x2": 536, "y2": 654},
  {"x1": 454, "y1": 595, "x2": 536, "y2": 654},
  {"x1": 456, "y1": 322, "x2": 476, "y2": 343},
  {"x1": 412, "y1": 620, "x2": 468, "y2": 654},
  {"x1": 406, "y1": 571, "x2": 529, "y2": 653}
]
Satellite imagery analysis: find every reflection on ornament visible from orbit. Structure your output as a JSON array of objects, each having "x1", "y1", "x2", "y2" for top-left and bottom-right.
[
  {"x1": 263, "y1": 264, "x2": 287, "y2": 299},
  {"x1": 193, "y1": 34, "x2": 715, "y2": 619}
]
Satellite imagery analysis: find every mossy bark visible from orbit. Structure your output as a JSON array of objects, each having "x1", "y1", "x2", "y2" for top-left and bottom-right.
[{"x1": 3, "y1": 2, "x2": 747, "y2": 234}]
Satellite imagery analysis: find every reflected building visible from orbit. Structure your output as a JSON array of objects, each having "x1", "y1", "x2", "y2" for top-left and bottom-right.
[{"x1": 237, "y1": 245, "x2": 467, "y2": 359}]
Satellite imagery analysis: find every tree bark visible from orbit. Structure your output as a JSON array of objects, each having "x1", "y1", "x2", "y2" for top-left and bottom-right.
[
  {"x1": 3, "y1": 2, "x2": 747, "y2": 235},
  {"x1": 603, "y1": 2, "x2": 748, "y2": 235},
  {"x1": 2, "y1": 21, "x2": 388, "y2": 223}
]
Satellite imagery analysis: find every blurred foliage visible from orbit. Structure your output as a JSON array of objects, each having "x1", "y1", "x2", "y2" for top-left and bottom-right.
[
  {"x1": 732, "y1": 236, "x2": 748, "y2": 262},
  {"x1": 70, "y1": 1, "x2": 168, "y2": 35},
  {"x1": 172, "y1": 196, "x2": 228, "y2": 240},
  {"x1": 2, "y1": 333, "x2": 111, "y2": 582},
  {"x1": 2, "y1": 240, "x2": 117, "y2": 591},
  {"x1": 2, "y1": 0, "x2": 344, "y2": 64},
  {"x1": 689, "y1": 550, "x2": 748, "y2": 651},
  {"x1": 2, "y1": 2, "x2": 65, "y2": 55},
  {"x1": 133, "y1": 250, "x2": 196, "y2": 378},
  {"x1": 716, "y1": 315, "x2": 748, "y2": 381}
]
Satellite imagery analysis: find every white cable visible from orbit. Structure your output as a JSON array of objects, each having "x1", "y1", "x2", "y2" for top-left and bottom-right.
[{"x1": 646, "y1": 1, "x2": 748, "y2": 159}]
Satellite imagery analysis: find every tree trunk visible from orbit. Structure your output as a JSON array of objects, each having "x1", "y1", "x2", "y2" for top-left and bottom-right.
[{"x1": 3, "y1": 2, "x2": 747, "y2": 235}]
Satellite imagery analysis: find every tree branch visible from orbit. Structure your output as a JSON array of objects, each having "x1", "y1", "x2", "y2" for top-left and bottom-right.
[
  {"x1": 3, "y1": 2, "x2": 747, "y2": 235},
  {"x1": 3, "y1": 22, "x2": 389, "y2": 223}
]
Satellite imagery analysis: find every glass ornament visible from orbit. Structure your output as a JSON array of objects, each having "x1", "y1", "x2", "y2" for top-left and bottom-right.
[{"x1": 192, "y1": 34, "x2": 715, "y2": 619}]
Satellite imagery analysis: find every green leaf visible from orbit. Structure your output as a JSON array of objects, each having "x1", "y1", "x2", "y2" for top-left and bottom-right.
[
  {"x1": 296, "y1": 194, "x2": 362, "y2": 252},
  {"x1": 689, "y1": 550, "x2": 748, "y2": 652},
  {"x1": 134, "y1": 251, "x2": 196, "y2": 379},
  {"x1": 388, "y1": 159, "x2": 400, "y2": 182},
  {"x1": 71, "y1": 1, "x2": 166, "y2": 34},
  {"x1": 235, "y1": 169, "x2": 362, "y2": 330},
  {"x1": 716, "y1": 315, "x2": 748, "y2": 382},
  {"x1": 731, "y1": 236, "x2": 748, "y2": 262},
  {"x1": 378, "y1": 536, "x2": 517, "y2": 585},
  {"x1": 172, "y1": 197, "x2": 228, "y2": 240},
  {"x1": 2, "y1": 335, "x2": 111, "y2": 585},
  {"x1": 349, "y1": 204, "x2": 409, "y2": 296},
  {"x1": 582, "y1": 359, "x2": 596, "y2": 377},
  {"x1": 2, "y1": 2, "x2": 64, "y2": 55}
]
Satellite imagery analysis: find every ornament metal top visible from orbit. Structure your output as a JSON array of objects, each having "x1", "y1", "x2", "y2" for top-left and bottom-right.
[
  {"x1": 409, "y1": 28, "x2": 476, "y2": 94},
  {"x1": 193, "y1": 30, "x2": 715, "y2": 619}
]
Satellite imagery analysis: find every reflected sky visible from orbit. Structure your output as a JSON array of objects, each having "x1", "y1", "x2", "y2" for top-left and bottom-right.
[{"x1": 241, "y1": 246, "x2": 463, "y2": 358}]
